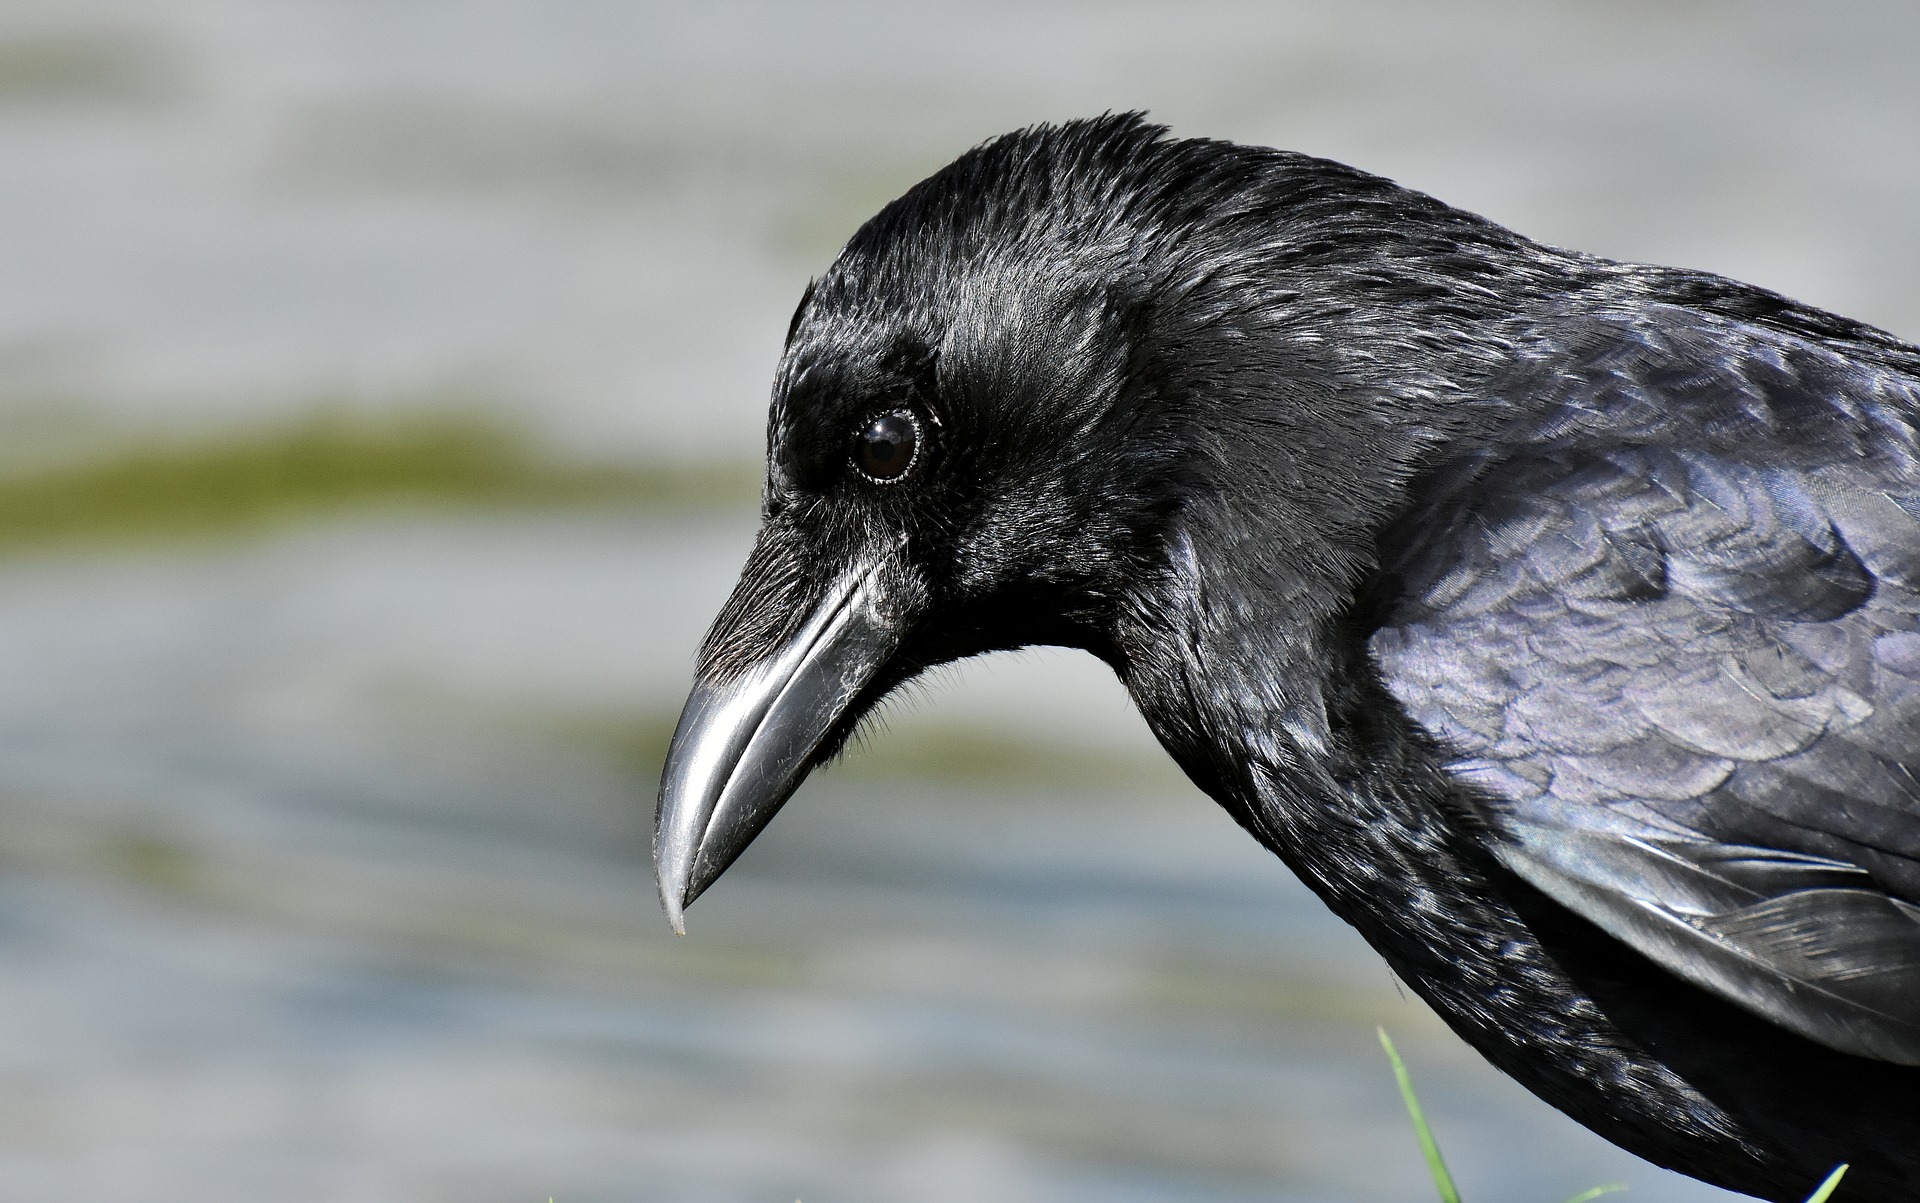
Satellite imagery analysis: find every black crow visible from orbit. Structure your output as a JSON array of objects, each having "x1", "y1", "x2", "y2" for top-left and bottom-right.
[{"x1": 654, "y1": 115, "x2": 1920, "y2": 1200}]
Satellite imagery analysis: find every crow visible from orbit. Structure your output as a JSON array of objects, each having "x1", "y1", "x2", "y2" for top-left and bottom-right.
[{"x1": 654, "y1": 115, "x2": 1920, "y2": 1200}]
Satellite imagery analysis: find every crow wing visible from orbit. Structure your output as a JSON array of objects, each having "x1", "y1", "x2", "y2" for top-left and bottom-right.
[{"x1": 1369, "y1": 306, "x2": 1920, "y2": 1064}]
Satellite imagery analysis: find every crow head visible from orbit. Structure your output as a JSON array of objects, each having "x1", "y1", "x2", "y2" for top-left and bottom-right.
[{"x1": 655, "y1": 114, "x2": 1560, "y2": 929}]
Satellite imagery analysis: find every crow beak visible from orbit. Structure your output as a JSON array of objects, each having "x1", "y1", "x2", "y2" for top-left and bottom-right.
[{"x1": 654, "y1": 561, "x2": 901, "y2": 933}]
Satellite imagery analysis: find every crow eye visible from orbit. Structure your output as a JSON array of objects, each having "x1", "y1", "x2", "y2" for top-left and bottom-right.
[{"x1": 853, "y1": 411, "x2": 920, "y2": 482}]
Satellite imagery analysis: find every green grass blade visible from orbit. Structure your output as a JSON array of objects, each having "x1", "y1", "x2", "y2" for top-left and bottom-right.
[
  {"x1": 1378, "y1": 1027, "x2": 1463, "y2": 1203},
  {"x1": 1561, "y1": 1184, "x2": 1627, "y2": 1203},
  {"x1": 1804, "y1": 1164, "x2": 1848, "y2": 1203}
]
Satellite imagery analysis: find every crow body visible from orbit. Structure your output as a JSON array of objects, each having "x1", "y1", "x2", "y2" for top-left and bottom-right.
[{"x1": 656, "y1": 116, "x2": 1920, "y2": 1200}]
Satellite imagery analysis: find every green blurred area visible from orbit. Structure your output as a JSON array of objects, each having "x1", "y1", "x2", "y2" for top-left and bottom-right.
[
  {"x1": 0, "y1": 29, "x2": 177, "y2": 105},
  {"x1": 0, "y1": 410, "x2": 761, "y2": 555}
]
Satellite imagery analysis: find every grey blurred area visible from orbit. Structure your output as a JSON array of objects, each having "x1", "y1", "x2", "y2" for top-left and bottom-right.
[{"x1": 0, "y1": 1, "x2": 1912, "y2": 1200}]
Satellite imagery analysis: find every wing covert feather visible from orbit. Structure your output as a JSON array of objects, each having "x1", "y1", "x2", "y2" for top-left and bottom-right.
[{"x1": 1371, "y1": 307, "x2": 1920, "y2": 1064}]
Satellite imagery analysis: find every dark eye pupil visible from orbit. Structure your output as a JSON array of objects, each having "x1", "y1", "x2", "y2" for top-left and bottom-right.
[{"x1": 856, "y1": 412, "x2": 919, "y2": 481}]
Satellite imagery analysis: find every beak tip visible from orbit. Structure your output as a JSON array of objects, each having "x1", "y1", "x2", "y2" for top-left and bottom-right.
[
  {"x1": 660, "y1": 885, "x2": 689, "y2": 936},
  {"x1": 657, "y1": 862, "x2": 691, "y2": 936}
]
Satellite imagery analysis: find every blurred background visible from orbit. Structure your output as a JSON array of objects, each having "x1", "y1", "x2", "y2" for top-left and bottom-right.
[{"x1": 0, "y1": 1, "x2": 1914, "y2": 1200}]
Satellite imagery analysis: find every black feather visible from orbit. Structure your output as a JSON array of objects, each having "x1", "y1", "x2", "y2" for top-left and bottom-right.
[{"x1": 730, "y1": 114, "x2": 1920, "y2": 1200}]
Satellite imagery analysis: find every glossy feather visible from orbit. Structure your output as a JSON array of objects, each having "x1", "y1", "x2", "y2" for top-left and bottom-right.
[
  {"x1": 1374, "y1": 307, "x2": 1920, "y2": 1065},
  {"x1": 675, "y1": 115, "x2": 1920, "y2": 1201}
]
